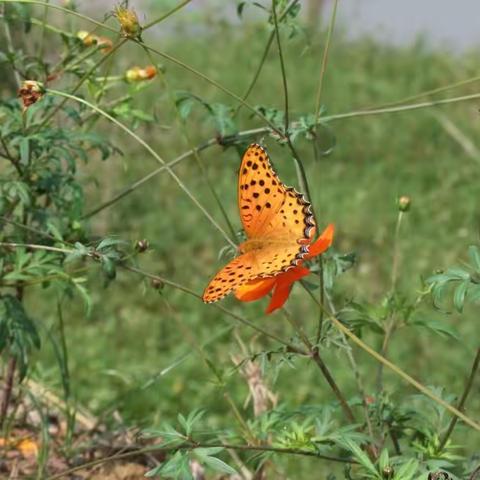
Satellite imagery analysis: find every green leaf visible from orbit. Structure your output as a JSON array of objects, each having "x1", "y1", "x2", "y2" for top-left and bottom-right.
[
  {"x1": 0, "y1": 295, "x2": 40, "y2": 379},
  {"x1": 393, "y1": 459, "x2": 419, "y2": 480},
  {"x1": 453, "y1": 281, "x2": 469, "y2": 312},
  {"x1": 19, "y1": 137, "x2": 30, "y2": 165},
  {"x1": 199, "y1": 453, "x2": 237, "y2": 475},
  {"x1": 410, "y1": 318, "x2": 459, "y2": 340},
  {"x1": 337, "y1": 437, "x2": 381, "y2": 479},
  {"x1": 468, "y1": 245, "x2": 480, "y2": 272},
  {"x1": 378, "y1": 448, "x2": 389, "y2": 472},
  {"x1": 145, "y1": 451, "x2": 192, "y2": 479}
]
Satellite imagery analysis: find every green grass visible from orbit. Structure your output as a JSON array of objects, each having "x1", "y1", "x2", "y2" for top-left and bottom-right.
[{"x1": 27, "y1": 18, "x2": 480, "y2": 472}]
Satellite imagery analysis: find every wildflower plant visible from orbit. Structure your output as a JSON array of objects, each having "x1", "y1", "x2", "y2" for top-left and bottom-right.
[{"x1": 0, "y1": 0, "x2": 479, "y2": 478}]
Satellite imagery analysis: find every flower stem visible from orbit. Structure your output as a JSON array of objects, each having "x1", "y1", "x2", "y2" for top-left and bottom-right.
[{"x1": 439, "y1": 347, "x2": 480, "y2": 450}]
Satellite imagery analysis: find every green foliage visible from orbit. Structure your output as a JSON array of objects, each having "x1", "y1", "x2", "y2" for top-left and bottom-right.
[
  {"x1": 0, "y1": 294, "x2": 40, "y2": 378},
  {"x1": 0, "y1": 1, "x2": 479, "y2": 479},
  {"x1": 427, "y1": 245, "x2": 480, "y2": 313}
]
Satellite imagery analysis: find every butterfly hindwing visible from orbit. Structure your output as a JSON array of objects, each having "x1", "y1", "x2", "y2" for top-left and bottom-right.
[{"x1": 203, "y1": 242, "x2": 308, "y2": 303}]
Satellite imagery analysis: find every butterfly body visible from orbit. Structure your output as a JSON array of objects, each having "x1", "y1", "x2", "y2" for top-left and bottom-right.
[{"x1": 202, "y1": 143, "x2": 315, "y2": 304}]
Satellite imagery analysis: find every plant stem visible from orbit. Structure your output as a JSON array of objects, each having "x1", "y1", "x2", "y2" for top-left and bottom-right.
[
  {"x1": 48, "y1": 89, "x2": 237, "y2": 249},
  {"x1": 327, "y1": 312, "x2": 480, "y2": 432},
  {"x1": 439, "y1": 347, "x2": 480, "y2": 450},
  {"x1": 302, "y1": 285, "x2": 480, "y2": 431},
  {"x1": 311, "y1": 348, "x2": 356, "y2": 424},
  {"x1": 271, "y1": 0, "x2": 289, "y2": 133},
  {"x1": 234, "y1": 0, "x2": 299, "y2": 117},
  {"x1": 376, "y1": 209, "x2": 404, "y2": 391},
  {"x1": 2, "y1": 3, "x2": 21, "y2": 87},
  {"x1": 0, "y1": 357, "x2": 17, "y2": 431},
  {"x1": 124, "y1": 265, "x2": 306, "y2": 354},
  {"x1": 313, "y1": 0, "x2": 338, "y2": 121},
  {"x1": 132, "y1": 41, "x2": 283, "y2": 137},
  {"x1": 282, "y1": 308, "x2": 356, "y2": 423},
  {"x1": 38, "y1": 0, "x2": 49, "y2": 59},
  {"x1": 0, "y1": 286, "x2": 23, "y2": 431},
  {"x1": 142, "y1": 0, "x2": 193, "y2": 30},
  {"x1": 81, "y1": 91, "x2": 480, "y2": 219},
  {"x1": 391, "y1": 210, "x2": 404, "y2": 291},
  {"x1": 0, "y1": 0, "x2": 118, "y2": 34},
  {"x1": 47, "y1": 441, "x2": 356, "y2": 480},
  {"x1": 81, "y1": 139, "x2": 216, "y2": 219}
]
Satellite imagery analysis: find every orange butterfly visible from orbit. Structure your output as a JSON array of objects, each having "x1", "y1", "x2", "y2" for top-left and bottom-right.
[{"x1": 202, "y1": 143, "x2": 316, "y2": 304}]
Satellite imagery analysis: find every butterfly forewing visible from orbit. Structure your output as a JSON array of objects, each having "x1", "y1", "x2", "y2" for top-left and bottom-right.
[{"x1": 237, "y1": 144, "x2": 315, "y2": 241}]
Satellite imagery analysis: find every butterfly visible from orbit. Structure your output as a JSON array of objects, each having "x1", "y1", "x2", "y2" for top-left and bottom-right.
[{"x1": 202, "y1": 143, "x2": 315, "y2": 304}]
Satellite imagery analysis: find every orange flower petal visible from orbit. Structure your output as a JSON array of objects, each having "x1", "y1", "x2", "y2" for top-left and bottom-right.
[
  {"x1": 235, "y1": 277, "x2": 276, "y2": 302},
  {"x1": 265, "y1": 266, "x2": 311, "y2": 314},
  {"x1": 306, "y1": 223, "x2": 335, "y2": 259}
]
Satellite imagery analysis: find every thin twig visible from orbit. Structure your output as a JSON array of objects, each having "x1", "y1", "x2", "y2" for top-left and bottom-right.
[
  {"x1": 376, "y1": 209, "x2": 405, "y2": 391},
  {"x1": 143, "y1": 0, "x2": 193, "y2": 30},
  {"x1": 82, "y1": 91, "x2": 480, "y2": 219},
  {"x1": 81, "y1": 139, "x2": 216, "y2": 219},
  {"x1": 46, "y1": 441, "x2": 356, "y2": 480},
  {"x1": 234, "y1": 0, "x2": 299, "y2": 117},
  {"x1": 439, "y1": 347, "x2": 480, "y2": 450},
  {"x1": 281, "y1": 308, "x2": 356, "y2": 424},
  {"x1": 124, "y1": 265, "x2": 306, "y2": 354},
  {"x1": 303, "y1": 283, "x2": 480, "y2": 432},
  {"x1": 271, "y1": 0, "x2": 289, "y2": 133},
  {"x1": 37, "y1": 40, "x2": 126, "y2": 131},
  {"x1": 313, "y1": 0, "x2": 339, "y2": 121},
  {"x1": 2, "y1": 2, "x2": 21, "y2": 87},
  {"x1": 0, "y1": 357, "x2": 17, "y2": 431},
  {"x1": 48, "y1": 89, "x2": 237, "y2": 248}
]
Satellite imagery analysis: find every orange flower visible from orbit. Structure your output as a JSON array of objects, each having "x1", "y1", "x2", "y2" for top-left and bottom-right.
[{"x1": 235, "y1": 224, "x2": 334, "y2": 314}]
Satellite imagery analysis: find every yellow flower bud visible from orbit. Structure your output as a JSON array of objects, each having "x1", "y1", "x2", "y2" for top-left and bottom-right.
[
  {"x1": 398, "y1": 195, "x2": 411, "y2": 212},
  {"x1": 114, "y1": 6, "x2": 141, "y2": 38}
]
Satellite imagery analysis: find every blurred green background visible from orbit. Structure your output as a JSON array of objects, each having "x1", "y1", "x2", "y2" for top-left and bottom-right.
[{"x1": 5, "y1": 0, "x2": 479, "y2": 471}]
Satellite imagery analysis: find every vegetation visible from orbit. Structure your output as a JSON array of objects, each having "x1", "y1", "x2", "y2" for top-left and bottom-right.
[{"x1": 0, "y1": 0, "x2": 479, "y2": 478}]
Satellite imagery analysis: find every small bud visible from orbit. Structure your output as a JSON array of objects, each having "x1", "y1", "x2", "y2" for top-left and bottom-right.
[
  {"x1": 77, "y1": 30, "x2": 94, "y2": 45},
  {"x1": 151, "y1": 278, "x2": 164, "y2": 291},
  {"x1": 398, "y1": 195, "x2": 411, "y2": 212},
  {"x1": 135, "y1": 239, "x2": 150, "y2": 253},
  {"x1": 114, "y1": 6, "x2": 141, "y2": 38},
  {"x1": 382, "y1": 466, "x2": 394, "y2": 479},
  {"x1": 125, "y1": 65, "x2": 157, "y2": 82},
  {"x1": 77, "y1": 31, "x2": 113, "y2": 52},
  {"x1": 62, "y1": 0, "x2": 76, "y2": 9},
  {"x1": 142, "y1": 65, "x2": 157, "y2": 79},
  {"x1": 18, "y1": 80, "x2": 45, "y2": 111}
]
